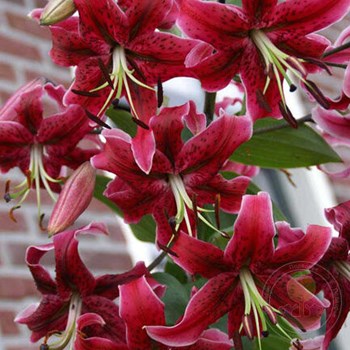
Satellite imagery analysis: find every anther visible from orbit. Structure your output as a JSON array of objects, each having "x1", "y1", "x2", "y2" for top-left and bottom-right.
[
  {"x1": 157, "y1": 78, "x2": 163, "y2": 108},
  {"x1": 262, "y1": 305, "x2": 277, "y2": 324},
  {"x1": 278, "y1": 101, "x2": 298, "y2": 129},
  {"x1": 157, "y1": 242, "x2": 179, "y2": 257},
  {"x1": 292, "y1": 339, "x2": 303, "y2": 350},
  {"x1": 71, "y1": 89, "x2": 100, "y2": 98},
  {"x1": 280, "y1": 308, "x2": 306, "y2": 332},
  {"x1": 256, "y1": 90, "x2": 272, "y2": 112},
  {"x1": 262, "y1": 330, "x2": 269, "y2": 338},
  {"x1": 127, "y1": 56, "x2": 147, "y2": 82},
  {"x1": 112, "y1": 98, "x2": 119, "y2": 109},
  {"x1": 85, "y1": 110, "x2": 112, "y2": 129},
  {"x1": 215, "y1": 194, "x2": 221, "y2": 230},
  {"x1": 242, "y1": 314, "x2": 254, "y2": 340},
  {"x1": 9, "y1": 206, "x2": 20, "y2": 222},
  {"x1": 25, "y1": 169, "x2": 32, "y2": 188},
  {"x1": 97, "y1": 58, "x2": 114, "y2": 89},
  {"x1": 131, "y1": 117, "x2": 150, "y2": 130},
  {"x1": 304, "y1": 80, "x2": 330, "y2": 109},
  {"x1": 289, "y1": 84, "x2": 297, "y2": 92},
  {"x1": 39, "y1": 213, "x2": 46, "y2": 231}
]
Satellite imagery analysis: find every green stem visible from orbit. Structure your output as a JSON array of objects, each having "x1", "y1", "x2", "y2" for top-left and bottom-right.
[
  {"x1": 254, "y1": 114, "x2": 313, "y2": 135},
  {"x1": 322, "y1": 41, "x2": 350, "y2": 58},
  {"x1": 204, "y1": 92, "x2": 217, "y2": 123}
]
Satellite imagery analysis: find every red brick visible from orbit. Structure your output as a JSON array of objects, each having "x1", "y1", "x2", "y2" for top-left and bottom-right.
[
  {"x1": 6, "y1": 12, "x2": 51, "y2": 40},
  {"x1": 0, "y1": 310, "x2": 20, "y2": 335},
  {"x1": 7, "y1": 345, "x2": 38, "y2": 350},
  {"x1": 2, "y1": 0, "x2": 25, "y2": 4},
  {"x1": 0, "y1": 210, "x2": 28, "y2": 233},
  {"x1": 0, "y1": 277, "x2": 39, "y2": 299},
  {"x1": 0, "y1": 61, "x2": 16, "y2": 81},
  {"x1": 0, "y1": 34, "x2": 41, "y2": 61},
  {"x1": 35, "y1": 0, "x2": 48, "y2": 7},
  {"x1": 25, "y1": 69, "x2": 71, "y2": 89}
]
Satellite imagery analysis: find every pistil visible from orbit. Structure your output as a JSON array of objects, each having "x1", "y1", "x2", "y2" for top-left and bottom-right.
[{"x1": 334, "y1": 260, "x2": 350, "y2": 280}]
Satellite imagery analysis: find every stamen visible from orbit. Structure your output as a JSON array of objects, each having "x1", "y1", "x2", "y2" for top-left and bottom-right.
[
  {"x1": 191, "y1": 194, "x2": 198, "y2": 226},
  {"x1": 112, "y1": 98, "x2": 119, "y2": 109},
  {"x1": 304, "y1": 80, "x2": 330, "y2": 109},
  {"x1": 157, "y1": 78, "x2": 163, "y2": 108},
  {"x1": 292, "y1": 339, "x2": 303, "y2": 350},
  {"x1": 215, "y1": 194, "x2": 221, "y2": 230},
  {"x1": 262, "y1": 330, "x2": 269, "y2": 338},
  {"x1": 71, "y1": 89, "x2": 100, "y2": 98},
  {"x1": 97, "y1": 58, "x2": 114, "y2": 89},
  {"x1": 39, "y1": 213, "x2": 46, "y2": 231},
  {"x1": 85, "y1": 110, "x2": 112, "y2": 129},
  {"x1": 302, "y1": 57, "x2": 332, "y2": 75},
  {"x1": 262, "y1": 305, "x2": 277, "y2": 324},
  {"x1": 157, "y1": 242, "x2": 179, "y2": 257},
  {"x1": 9, "y1": 206, "x2": 20, "y2": 222},
  {"x1": 280, "y1": 308, "x2": 306, "y2": 332},
  {"x1": 242, "y1": 314, "x2": 254, "y2": 340},
  {"x1": 131, "y1": 117, "x2": 150, "y2": 130},
  {"x1": 256, "y1": 89, "x2": 272, "y2": 112},
  {"x1": 278, "y1": 101, "x2": 298, "y2": 129}
]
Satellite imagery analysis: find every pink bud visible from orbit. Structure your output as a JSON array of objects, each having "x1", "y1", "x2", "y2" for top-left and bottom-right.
[{"x1": 48, "y1": 162, "x2": 96, "y2": 236}]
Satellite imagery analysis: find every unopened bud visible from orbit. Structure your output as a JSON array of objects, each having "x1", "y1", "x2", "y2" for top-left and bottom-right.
[
  {"x1": 48, "y1": 162, "x2": 96, "y2": 237},
  {"x1": 40, "y1": 0, "x2": 76, "y2": 25}
]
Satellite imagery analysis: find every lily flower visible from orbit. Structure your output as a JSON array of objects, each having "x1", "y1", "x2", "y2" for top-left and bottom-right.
[
  {"x1": 31, "y1": 0, "x2": 198, "y2": 120},
  {"x1": 92, "y1": 102, "x2": 252, "y2": 245},
  {"x1": 0, "y1": 78, "x2": 98, "y2": 220},
  {"x1": 118, "y1": 275, "x2": 233, "y2": 349},
  {"x1": 178, "y1": 0, "x2": 350, "y2": 121},
  {"x1": 15, "y1": 222, "x2": 148, "y2": 349},
  {"x1": 146, "y1": 192, "x2": 332, "y2": 348},
  {"x1": 309, "y1": 201, "x2": 350, "y2": 349}
]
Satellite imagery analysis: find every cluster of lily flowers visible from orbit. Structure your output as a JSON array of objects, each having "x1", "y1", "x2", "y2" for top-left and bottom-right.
[{"x1": 3, "y1": 0, "x2": 350, "y2": 349}]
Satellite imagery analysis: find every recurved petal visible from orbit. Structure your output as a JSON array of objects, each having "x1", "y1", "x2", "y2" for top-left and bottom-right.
[
  {"x1": 54, "y1": 223, "x2": 108, "y2": 298},
  {"x1": 325, "y1": 200, "x2": 350, "y2": 242},
  {"x1": 25, "y1": 242, "x2": 57, "y2": 295},
  {"x1": 272, "y1": 224, "x2": 332, "y2": 269},
  {"x1": 178, "y1": 114, "x2": 252, "y2": 186},
  {"x1": 184, "y1": 100, "x2": 207, "y2": 135},
  {"x1": 75, "y1": 313, "x2": 128, "y2": 350},
  {"x1": 225, "y1": 192, "x2": 275, "y2": 270},
  {"x1": 119, "y1": 276, "x2": 166, "y2": 349},
  {"x1": 131, "y1": 128, "x2": 155, "y2": 174},
  {"x1": 146, "y1": 272, "x2": 238, "y2": 347},
  {"x1": 193, "y1": 174, "x2": 250, "y2": 214},
  {"x1": 170, "y1": 231, "x2": 231, "y2": 278},
  {"x1": 266, "y1": 0, "x2": 350, "y2": 38},
  {"x1": 178, "y1": 0, "x2": 249, "y2": 48},
  {"x1": 188, "y1": 328, "x2": 233, "y2": 350}
]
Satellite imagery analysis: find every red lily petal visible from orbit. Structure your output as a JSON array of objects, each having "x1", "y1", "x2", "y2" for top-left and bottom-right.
[
  {"x1": 242, "y1": 0, "x2": 278, "y2": 20},
  {"x1": 192, "y1": 174, "x2": 250, "y2": 214},
  {"x1": 178, "y1": 114, "x2": 252, "y2": 186},
  {"x1": 146, "y1": 272, "x2": 238, "y2": 347},
  {"x1": 267, "y1": 0, "x2": 350, "y2": 38},
  {"x1": 131, "y1": 128, "x2": 155, "y2": 174},
  {"x1": 188, "y1": 328, "x2": 233, "y2": 350},
  {"x1": 150, "y1": 103, "x2": 189, "y2": 161},
  {"x1": 240, "y1": 41, "x2": 281, "y2": 120},
  {"x1": 275, "y1": 221, "x2": 305, "y2": 249},
  {"x1": 0, "y1": 121, "x2": 33, "y2": 145},
  {"x1": 124, "y1": 0, "x2": 172, "y2": 40},
  {"x1": 94, "y1": 261, "x2": 148, "y2": 299},
  {"x1": 74, "y1": 0, "x2": 129, "y2": 47},
  {"x1": 54, "y1": 223, "x2": 108, "y2": 298},
  {"x1": 272, "y1": 224, "x2": 332, "y2": 269},
  {"x1": 129, "y1": 32, "x2": 199, "y2": 83},
  {"x1": 119, "y1": 276, "x2": 166, "y2": 349},
  {"x1": 184, "y1": 100, "x2": 206, "y2": 135},
  {"x1": 227, "y1": 287, "x2": 245, "y2": 338},
  {"x1": 325, "y1": 200, "x2": 350, "y2": 242},
  {"x1": 224, "y1": 192, "x2": 275, "y2": 270},
  {"x1": 25, "y1": 242, "x2": 56, "y2": 295},
  {"x1": 171, "y1": 231, "x2": 230, "y2": 278},
  {"x1": 75, "y1": 313, "x2": 128, "y2": 350},
  {"x1": 178, "y1": 0, "x2": 249, "y2": 48},
  {"x1": 15, "y1": 295, "x2": 68, "y2": 342}
]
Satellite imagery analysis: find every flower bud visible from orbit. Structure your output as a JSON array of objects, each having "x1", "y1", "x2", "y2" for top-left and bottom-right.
[
  {"x1": 48, "y1": 162, "x2": 96, "y2": 237},
  {"x1": 40, "y1": 0, "x2": 76, "y2": 26}
]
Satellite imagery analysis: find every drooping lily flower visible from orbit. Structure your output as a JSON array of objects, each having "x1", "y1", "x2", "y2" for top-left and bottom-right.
[
  {"x1": 15, "y1": 222, "x2": 148, "y2": 349},
  {"x1": 118, "y1": 275, "x2": 233, "y2": 350},
  {"x1": 308, "y1": 201, "x2": 350, "y2": 349},
  {"x1": 179, "y1": 0, "x2": 350, "y2": 121},
  {"x1": 146, "y1": 192, "x2": 332, "y2": 348},
  {"x1": 0, "y1": 78, "x2": 98, "y2": 220},
  {"x1": 31, "y1": 0, "x2": 198, "y2": 120},
  {"x1": 92, "y1": 102, "x2": 252, "y2": 246}
]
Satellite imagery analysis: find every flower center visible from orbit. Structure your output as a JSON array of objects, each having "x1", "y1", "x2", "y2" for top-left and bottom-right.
[
  {"x1": 168, "y1": 174, "x2": 222, "y2": 238},
  {"x1": 239, "y1": 267, "x2": 293, "y2": 349},
  {"x1": 41, "y1": 294, "x2": 83, "y2": 350},
  {"x1": 250, "y1": 30, "x2": 329, "y2": 118},
  {"x1": 4, "y1": 144, "x2": 61, "y2": 224},
  {"x1": 92, "y1": 46, "x2": 155, "y2": 118}
]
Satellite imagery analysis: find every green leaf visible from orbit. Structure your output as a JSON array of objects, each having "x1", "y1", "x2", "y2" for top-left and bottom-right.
[
  {"x1": 231, "y1": 118, "x2": 341, "y2": 168},
  {"x1": 94, "y1": 175, "x2": 156, "y2": 242},
  {"x1": 106, "y1": 107, "x2": 136, "y2": 137},
  {"x1": 152, "y1": 272, "x2": 190, "y2": 325}
]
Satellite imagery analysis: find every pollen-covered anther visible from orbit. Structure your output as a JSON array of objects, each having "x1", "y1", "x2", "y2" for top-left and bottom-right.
[
  {"x1": 9, "y1": 205, "x2": 20, "y2": 223},
  {"x1": 242, "y1": 314, "x2": 254, "y2": 340},
  {"x1": 262, "y1": 305, "x2": 277, "y2": 324}
]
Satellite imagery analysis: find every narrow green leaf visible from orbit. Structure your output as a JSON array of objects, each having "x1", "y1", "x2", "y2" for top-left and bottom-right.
[{"x1": 231, "y1": 118, "x2": 341, "y2": 168}]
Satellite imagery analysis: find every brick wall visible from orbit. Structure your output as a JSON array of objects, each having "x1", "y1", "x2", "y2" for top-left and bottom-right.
[{"x1": 0, "y1": 2, "x2": 134, "y2": 350}]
